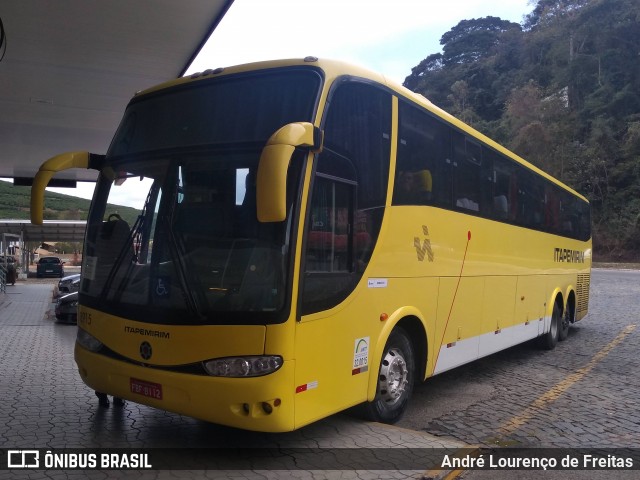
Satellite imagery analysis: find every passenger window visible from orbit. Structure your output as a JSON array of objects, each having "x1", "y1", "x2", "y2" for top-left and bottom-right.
[
  {"x1": 394, "y1": 103, "x2": 449, "y2": 206},
  {"x1": 488, "y1": 148, "x2": 516, "y2": 221},
  {"x1": 301, "y1": 81, "x2": 391, "y2": 315},
  {"x1": 517, "y1": 171, "x2": 544, "y2": 229},
  {"x1": 453, "y1": 133, "x2": 482, "y2": 212},
  {"x1": 391, "y1": 99, "x2": 590, "y2": 241},
  {"x1": 305, "y1": 177, "x2": 354, "y2": 273}
]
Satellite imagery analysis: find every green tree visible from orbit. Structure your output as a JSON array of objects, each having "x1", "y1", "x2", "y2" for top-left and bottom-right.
[
  {"x1": 440, "y1": 17, "x2": 522, "y2": 65},
  {"x1": 405, "y1": 0, "x2": 640, "y2": 258},
  {"x1": 404, "y1": 53, "x2": 444, "y2": 91},
  {"x1": 448, "y1": 80, "x2": 479, "y2": 125}
]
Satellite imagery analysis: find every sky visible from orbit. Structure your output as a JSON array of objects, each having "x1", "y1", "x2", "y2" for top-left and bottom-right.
[
  {"x1": 44, "y1": 0, "x2": 532, "y2": 205},
  {"x1": 186, "y1": 0, "x2": 533, "y2": 82}
]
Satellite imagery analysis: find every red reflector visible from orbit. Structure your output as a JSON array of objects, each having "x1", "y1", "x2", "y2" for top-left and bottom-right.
[
  {"x1": 295, "y1": 380, "x2": 318, "y2": 393},
  {"x1": 352, "y1": 365, "x2": 369, "y2": 375}
]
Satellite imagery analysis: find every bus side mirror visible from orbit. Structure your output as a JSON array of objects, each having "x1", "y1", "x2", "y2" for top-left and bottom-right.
[
  {"x1": 257, "y1": 122, "x2": 323, "y2": 222},
  {"x1": 31, "y1": 151, "x2": 105, "y2": 225}
]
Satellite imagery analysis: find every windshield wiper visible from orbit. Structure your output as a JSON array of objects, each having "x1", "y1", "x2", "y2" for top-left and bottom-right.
[
  {"x1": 159, "y1": 217, "x2": 206, "y2": 320},
  {"x1": 102, "y1": 186, "x2": 154, "y2": 303},
  {"x1": 99, "y1": 214, "x2": 141, "y2": 302}
]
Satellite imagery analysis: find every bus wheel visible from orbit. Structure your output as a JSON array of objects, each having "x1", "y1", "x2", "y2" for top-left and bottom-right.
[
  {"x1": 558, "y1": 307, "x2": 571, "y2": 341},
  {"x1": 538, "y1": 302, "x2": 560, "y2": 350},
  {"x1": 362, "y1": 328, "x2": 415, "y2": 424}
]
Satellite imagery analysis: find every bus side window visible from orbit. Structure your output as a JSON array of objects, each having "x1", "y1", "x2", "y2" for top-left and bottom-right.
[
  {"x1": 393, "y1": 102, "x2": 448, "y2": 206},
  {"x1": 305, "y1": 176, "x2": 354, "y2": 273},
  {"x1": 453, "y1": 132, "x2": 482, "y2": 212},
  {"x1": 487, "y1": 148, "x2": 515, "y2": 221},
  {"x1": 301, "y1": 81, "x2": 391, "y2": 316},
  {"x1": 544, "y1": 185, "x2": 561, "y2": 232},
  {"x1": 518, "y1": 172, "x2": 544, "y2": 229}
]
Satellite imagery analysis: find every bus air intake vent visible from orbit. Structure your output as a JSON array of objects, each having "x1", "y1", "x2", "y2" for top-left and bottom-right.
[{"x1": 576, "y1": 273, "x2": 590, "y2": 315}]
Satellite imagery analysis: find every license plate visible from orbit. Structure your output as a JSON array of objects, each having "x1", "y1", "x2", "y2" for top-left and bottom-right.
[{"x1": 130, "y1": 378, "x2": 163, "y2": 400}]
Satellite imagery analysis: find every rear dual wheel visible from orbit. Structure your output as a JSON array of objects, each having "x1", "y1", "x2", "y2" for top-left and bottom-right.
[
  {"x1": 558, "y1": 303, "x2": 574, "y2": 342},
  {"x1": 538, "y1": 301, "x2": 561, "y2": 350}
]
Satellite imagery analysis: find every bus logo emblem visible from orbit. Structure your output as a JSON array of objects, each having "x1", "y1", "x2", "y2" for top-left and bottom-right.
[
  {"x1": 414, "y1": 225, "x2": 434, "y2": 262},
  {"x1": 140, "y1": 341, "x2": 153, "y2": 360}
]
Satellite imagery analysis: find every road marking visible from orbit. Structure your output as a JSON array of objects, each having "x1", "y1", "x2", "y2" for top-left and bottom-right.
[
  {"x1": 497, "y1": 323, "x2": 637, "y2": 437},
  {"x1": 425, "y1": 324, "x2": 637, "y2": 480}
]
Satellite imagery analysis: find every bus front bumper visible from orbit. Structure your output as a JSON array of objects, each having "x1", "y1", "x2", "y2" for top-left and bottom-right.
[{"x1": 74, "y1": 344, "x2": 296, "y2": 432}]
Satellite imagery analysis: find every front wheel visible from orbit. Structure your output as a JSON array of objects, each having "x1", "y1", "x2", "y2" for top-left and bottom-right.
[{"x1": 360, "y1": 328, "x2": 415, "y2": 424}]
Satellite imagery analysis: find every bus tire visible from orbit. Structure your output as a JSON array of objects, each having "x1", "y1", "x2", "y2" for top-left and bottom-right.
[
  {"x1": 558, "y1": 306, "x2": 571, "y2": 341},
  {"x1": 538, "y1": 302, "x2": 560, "y2": 350},
  {"x1": 361, "y1": 328, "x2": 415, "y2": 424}
]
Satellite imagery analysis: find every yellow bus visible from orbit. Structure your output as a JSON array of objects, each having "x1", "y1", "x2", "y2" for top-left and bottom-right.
[{"x1": 31, "y1": 58, "x2": 591, "y2": 432}]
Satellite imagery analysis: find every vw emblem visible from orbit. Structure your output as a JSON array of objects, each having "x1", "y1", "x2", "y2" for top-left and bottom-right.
[{"x1": 140, "y1": 341, "x2": 153, "y2": 360}]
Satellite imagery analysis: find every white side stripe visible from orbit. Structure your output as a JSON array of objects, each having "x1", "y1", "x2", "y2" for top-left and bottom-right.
[{"x1": 433, "y1": 317, "x2": 550, "y2": 375}]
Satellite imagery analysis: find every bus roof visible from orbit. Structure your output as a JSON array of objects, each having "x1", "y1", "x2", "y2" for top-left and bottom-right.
[{"x1": 134, "y1": 57, "x2": 588, "y2": 204}]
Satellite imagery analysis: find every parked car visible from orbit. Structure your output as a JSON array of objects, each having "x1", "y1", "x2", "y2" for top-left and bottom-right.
[
  {"x1": 36, "y1": 256, "x2": 65, "y2": 278},
  {"x1": 55, "y1": 291, "x2": 78, "y2": 323},
  {"x1": 58, "y1": 273, "x2": 80, "y2": 294}
]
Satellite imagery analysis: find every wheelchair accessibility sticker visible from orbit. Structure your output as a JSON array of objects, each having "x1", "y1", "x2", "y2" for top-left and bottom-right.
[{"x1": 154, "y1": 276, "x2": 171, "y2": 298}]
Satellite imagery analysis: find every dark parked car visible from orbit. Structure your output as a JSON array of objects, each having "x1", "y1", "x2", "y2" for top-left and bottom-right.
[
  {"x1": 55, "y1": 291, "x2": 78, "y2": 323},
  {"x1": 58, "y1": 273, "x2": 80, "y2": 294},
  {"x1": 36, "y1": 256, "x2": 65, "y2": 278}
]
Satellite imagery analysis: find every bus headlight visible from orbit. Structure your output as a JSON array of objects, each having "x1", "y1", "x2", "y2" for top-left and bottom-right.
[
  {"x1": 76, "y1": 328, "x2": 103, "y2": 352},
  {"x1": 203, "y1": 356, "x2": 283, "y2": 377}
]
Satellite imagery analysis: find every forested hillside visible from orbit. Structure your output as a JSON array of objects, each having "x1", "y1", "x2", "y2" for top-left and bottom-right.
[
  {"x1": 404, "y1": 0, "x2": 640, "y2": 260},
  {"x1": 0, "y1": 180, "x2": 139, "y2": 226}
]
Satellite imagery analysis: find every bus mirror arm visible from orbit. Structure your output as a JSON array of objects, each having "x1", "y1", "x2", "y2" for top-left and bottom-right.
[
  {"x1": 30, "y1": 151, "x2": 106, "y2": 225},
  {"x1": 257, "y1": 122, "x2": 323, "y2": 222}
]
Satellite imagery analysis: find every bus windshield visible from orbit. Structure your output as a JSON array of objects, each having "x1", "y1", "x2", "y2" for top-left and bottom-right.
[{"x1": 79, "y1": 68, "x2": 322, "y2": 325}]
